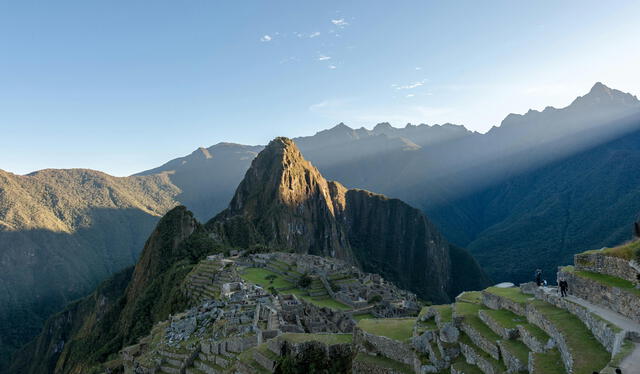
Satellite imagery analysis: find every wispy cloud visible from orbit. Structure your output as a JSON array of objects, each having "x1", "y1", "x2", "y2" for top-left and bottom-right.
[
  {"x1": 309, "y1": 31, "x2": 321, "y2": 38},
  {"x1": 406, "y1": 94, "x2": 415, "y2": 98},
  {"x1": 328, "y1": 65, "x2": 337, "y2": 69},
  {"x1": 260, "y1": 35, "x2": 272, "y2": 42},
  {"x1": 415, "y1": 67, "x2": 422, "y2": 71},
  {"x1": 394, "y1": 78, "x2": 428, "y2": 90},
  {"x1": 318, "y1": 55, "x2": 331, "y2": 61},
  {"x1": 331, "y1": 18, "x2": 349, "y2": 27}
]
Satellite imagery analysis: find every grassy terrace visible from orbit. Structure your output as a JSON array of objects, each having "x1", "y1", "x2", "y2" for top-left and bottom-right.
[
  {"x1": 519, "y1": 321, "x2": 551, "y2": 343},
  {"x1": 451, "y1": 358, "x2": 483, "y2": 374},
  {"x1": 239, "y1": 267, "x2": 351, "y2": 310},
  {"x1": 530, "y1": 299, "x2": 610, "y2": 373},
  {"x1": 482, "y1": 308, "x2": 527, "y2": 329},
  {"x1": 529, "y1": 349, "x2": 565, "y2": 374},
  {"x1": 499, "y1": 339, "x2": 530, "y2": 365},
  {"x1": 240, "y1": 268, "x2": 293, "y2": 289},
  {"x1": 485, "y1": 286, "x2": 532, "y2": 304},
  {"x1": 353, "y1": 313, "x2": 375, "y2": 322},
  {"x1": 581, "y1": 240, "x2": 640, "y2": 261},
  {"x1": 455, "y1": 302, "x2": 502, "y2": 342},
  {"x1": 563, "y1": 266, "x2": 640, "y2": 296},
  {"x1": 432, "y1": 304, "x2": 453, "y2": 323},
  {"x1": 459, "y1": 334, "x2": 507, "y2": 372},
  {"x1": 357, "y1": 318, "x2": 416, "y2": 342},
  {"x1": 354, "y1": 353, "x2": 413, "y2": 374},
  {"x1": 457, "y1": 291, "x2": 482, "y2": 304},
  {"x1": 280, "y1": 333, "x2": 353, "y2": 345}
]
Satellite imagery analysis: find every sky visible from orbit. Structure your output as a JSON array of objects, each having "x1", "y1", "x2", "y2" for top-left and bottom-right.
[{"x1": 1, "y1": 1, "x2": 639, "y2": 176}]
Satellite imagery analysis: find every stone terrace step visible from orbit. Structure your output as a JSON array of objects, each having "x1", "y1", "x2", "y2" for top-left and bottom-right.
[
  {"x1": 559, "y1": 266, "x2": 640, "y2": 323},
  {"x1": 453, "y1": 302, "x2": 501, "y2": 360},
  {"x1": 450, "y1": 357, "x2": 484, "y2": 374},
  {"x1": 497, "y1": 339, "x2": 529, "y2": 372},
  {"x1": 528, "y1": 349, "x2": 566, "y2": 374},
  {"x1": 484, "y1": 286, "x2": 611, "y2": 374},
  {"x1": 458, "y1": 334, "x2": 507, "y2": 374}
]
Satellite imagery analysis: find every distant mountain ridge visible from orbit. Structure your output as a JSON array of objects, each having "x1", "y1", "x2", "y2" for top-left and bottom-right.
[{"x1": 3, "y1": 82, "x2": 640, "y2": 371}]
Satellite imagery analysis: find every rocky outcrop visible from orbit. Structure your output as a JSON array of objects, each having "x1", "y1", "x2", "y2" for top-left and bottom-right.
[{"x1": 209, "y1": 137, "x2": 488, "y2": 302}]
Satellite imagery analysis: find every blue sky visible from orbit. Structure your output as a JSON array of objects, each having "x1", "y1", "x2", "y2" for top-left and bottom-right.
[{"x1": 1, "y1": 1, "x2": 639, "y2": 176}]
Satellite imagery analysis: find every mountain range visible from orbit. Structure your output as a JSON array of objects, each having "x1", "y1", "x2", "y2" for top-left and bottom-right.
[
  {"x1": 9, "y1": 137, "x2": 488, "y2": 373},
  {"x1": 2, "y1": 82, "x2": 640, "y2": 371}
]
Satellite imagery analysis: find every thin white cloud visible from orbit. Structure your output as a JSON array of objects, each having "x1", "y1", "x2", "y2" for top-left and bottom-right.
[
  {"x1": 331, "y1": 19, "x2": 349, "y2": 27},
  {"x1": 415, "y1": 67, "x2": 422, "y2": 71},
  {"x1": 395, "y1": 78, "x2": 428, "y2": 90},
  {"x1": 396, "y1": 82, "x2": 424, "y2": 90},
  {"x1": 309, "y1": 32, "x2": 321, "y2": 38},
  {"x1": 260, "y1": 35, "x2": 272, "y2": 42},
  {"x1": 328, "y1": 65, "x2": 337, "y2": 69},
  {"x1": 406, "y1": 94, "x2": 415, "y2": 98},
  {"x1": 318, "y1": 55, "x2": 331, "y2": 61}
]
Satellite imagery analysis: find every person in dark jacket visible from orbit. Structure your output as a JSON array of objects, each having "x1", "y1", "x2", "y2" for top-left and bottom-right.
[
  {"x1": 535, "y1": 269, "x2": 543, "y2": 286},
  {"x1": 559, "y1": 279, "x2": 568, "y2": 297}
]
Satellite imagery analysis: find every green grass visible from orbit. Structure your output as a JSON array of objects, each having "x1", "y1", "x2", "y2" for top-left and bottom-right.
[
  {"x1": 582, "y1": 240, "x2": 640, "y2": 261},
  {"x1": 568, "y1": 268, "x2": 640, "y2": 296},
  {"x1": 280, "y1": 333, "x2": 353, "y2": 345},
  {"x1": 451, "y1": 358, "x2": 483, "y2": 374},
  {"x1": 519, "y1": 322, "x2": 551, "y2": 344},
  {"x1": 432, "y1": 304, "x2": 453, "y2": 323},
  {"x1": 499, "y1": 339, "x2": 530, "y2": 365},
  {"x1": 530, "y1": 299, "x2": 610, "y2": 373},
  {"x1": 482, "y1": 309, "x2": 526, "y2": 329},
  {"x1": 609, "y1": 339, "x2": 635, "y2": 367},
  {"x1": 454, "y1": 302, "x2": 501, "y2": 342},
  {"x1": 459, "y1": 334, "x2": 507, "y2": 372},
  {"x1": 485, "y1": 287, "x2": 532, "y2": 304},
  {"x1": 357, "y1": 318, "x2": 416, "y2": 342},
  {"x1": 529, "y1": 349, "x2": 565, "y2": 374},
  {"x1": 353, "y1": 353, "x2": 413, "y2": 374},
  {"x1": 353, "y1": 313, "x2": 375, "y2": 322},
  {"x1": 305, "y1": 296, "x2": 351, "y2": 310},
  {"x1": 457, "y1": 291, "x2": 482, "y2": 304},
  {"x1": 416, "y1": 318, "x2": 438, "y2": 333},
  {"x1": 240, "y1": 268, "x2": 292, "y2": 289}
]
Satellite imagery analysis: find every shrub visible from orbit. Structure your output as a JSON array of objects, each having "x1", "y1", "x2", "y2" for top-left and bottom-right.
[{"x1": 298, "y1": 273, "x2": 312, "y2": 288}]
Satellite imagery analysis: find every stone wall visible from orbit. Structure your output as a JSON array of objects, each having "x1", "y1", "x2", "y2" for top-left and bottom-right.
[
  {"x1": 459, "y1": 342, "x2": 500, "y2": 374},
  {"x1": 533, "y1": 287, "x2": 622, "y2": 353},
  {"x1": 517, "y1": 325, "x2": 549, "y2": 353},
  {"x1": 354, "y1": 327, "x2": 417, "y2": 366},
  {"x1": 574, "y1": 253, "x2": 638, "y2": 283},
  {"x1": 497, "y1": 341, "x2": 527, "y2": 372},
  {"x1": 478, "y1": 310, "x2": 518, "y2": 340},
  {"x1": 524, "y1": 303, "x2": 573, "y2": 373},
  {"x1": 459, "y1": 323, "x2": 500, "y2": 360},
  {"x1": 559, "y1": 269, "x2": 640, "y2": 323},
  {"x1": 481, "y1": 291, "x2": 527, "y2": 316}
]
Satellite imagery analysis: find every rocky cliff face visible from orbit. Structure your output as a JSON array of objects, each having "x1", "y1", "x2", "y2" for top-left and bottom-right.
[{"x1": 209, "y1": 137, "x2": 488, "y2": 302}]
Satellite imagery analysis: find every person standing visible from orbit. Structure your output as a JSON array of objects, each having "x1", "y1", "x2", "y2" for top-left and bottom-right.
[
  {"x1": 560, "y1": 279, "x2": 568, "y2": 297},
  {"x1": 535, "y1": 269, "x2": 543, "y2": 287}
]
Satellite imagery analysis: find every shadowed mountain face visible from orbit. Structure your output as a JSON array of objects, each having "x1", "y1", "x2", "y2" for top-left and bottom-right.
[
  {"x1": 208, "y1": 137, "x2": 487, "y2": 302},
  {"x1": 0, "y1": 169, "x2": 180, "y2": 371}
]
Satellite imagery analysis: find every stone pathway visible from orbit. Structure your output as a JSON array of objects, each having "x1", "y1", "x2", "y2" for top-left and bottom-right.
[
  {"x1": 620, "y1": 342, "x2": 640, "y2": 373},
  {"x1": 542, "y1": 287, "x2": 640, "y2": 372}
]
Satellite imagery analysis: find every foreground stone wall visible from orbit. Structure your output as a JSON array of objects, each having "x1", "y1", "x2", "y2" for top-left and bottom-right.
[
  {"x1": 559, "y1": 269, "x2": 640, "y2": 323},
  {"x1": 354, "y1": 327, "x2": 417, "y2": 366},
  {"x1": 574, "y1": 253, "x2": 638, "y2": 283}
]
